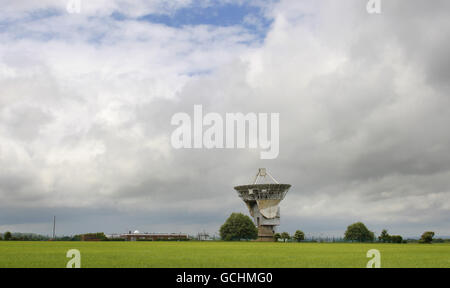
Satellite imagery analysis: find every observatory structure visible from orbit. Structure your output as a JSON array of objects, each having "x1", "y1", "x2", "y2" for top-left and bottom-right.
[{"x1": 234, "y1": 168, "x2": 291, "y2": 241}]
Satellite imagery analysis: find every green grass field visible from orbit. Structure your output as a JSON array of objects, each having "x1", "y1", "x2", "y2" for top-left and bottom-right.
[{"x1": 0, "y1": 241, "x2": 449, "y2": 268}]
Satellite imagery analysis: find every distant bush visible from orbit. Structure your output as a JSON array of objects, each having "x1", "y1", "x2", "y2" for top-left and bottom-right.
[
  {"x1": 78, "y1": 232, "x2": 107, "y2": 241},
  {"x1": 55, "y1": 236, "x2": 77, "y2": 241},
  {"x1": 390, "y1": 235, "x2": 403, "y2": 243},
  {"x1": 419, "y1": 231, "x2": 435, "y2": 244},
  {"x1": 72, "y1": 235, "x2": 82, "y2": 241}
]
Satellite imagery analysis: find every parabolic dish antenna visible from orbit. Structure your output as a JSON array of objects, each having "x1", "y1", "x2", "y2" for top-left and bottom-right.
[{"x1": 234, "y1": 168, "x2": 291, "y2": 241}]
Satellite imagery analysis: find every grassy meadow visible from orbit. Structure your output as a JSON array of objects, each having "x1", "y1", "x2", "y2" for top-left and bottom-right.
[{"x1": 0, "y1": 241, "x2": 449, "y2": 268}]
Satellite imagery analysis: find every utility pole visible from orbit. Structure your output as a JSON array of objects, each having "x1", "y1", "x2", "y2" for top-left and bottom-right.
[{"x1": 52, "y1": 216, "x2": 56, "y2": 240}]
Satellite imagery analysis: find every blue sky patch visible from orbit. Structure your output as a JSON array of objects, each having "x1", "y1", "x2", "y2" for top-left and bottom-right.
[{"x1": 129, "y1": 3, "x2": 273, "y2": 40}]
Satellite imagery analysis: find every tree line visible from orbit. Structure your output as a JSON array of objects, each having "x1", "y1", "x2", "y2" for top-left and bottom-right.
[
  {"x1": 0, "y1": 232, "x2": 115, "y2": 241},
  {"x1": 219, "y1": 213, "x2": 446, "y2": 244},
  {"x1": 0, "y1": 214, "x2": 446, "y2": 243}
]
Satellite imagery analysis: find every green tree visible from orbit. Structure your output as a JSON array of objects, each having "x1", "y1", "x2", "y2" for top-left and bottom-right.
[
  {"x1": 390, "y1": 235, "x2": 403, "y2": 243},
  {"x1": 378, "y1": 229, "x2": 391, "y2": 243},
  {"x1": 78, "y1": 232, "x2": 108, "y2": 241},
  {"x1": 344, "y1": 222, "x2": 375, "y2": 242},
  {"x1": 273, "y1": 233, "x2": 281, "y2": 242},
  {"x1": 220, "y1": 213, "x2": 258, "y2": 241},
  {"x1": 293, "y1": 230, "x2": 305, "y2": 242},
  {"x1": 419, "y1": 231, "x2": 435, "y2": 244},
  {"x1": 4, "y1": 231, "x2": 12, "y2": 241},
  {"x1": 280, "y1": 232, "x2": 290, "y2": 242}
]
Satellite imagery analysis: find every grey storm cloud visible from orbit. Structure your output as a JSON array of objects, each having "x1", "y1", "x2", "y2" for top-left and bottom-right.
[{"x1": 0, "y1": 0, "x2": 449, "y2": 237}]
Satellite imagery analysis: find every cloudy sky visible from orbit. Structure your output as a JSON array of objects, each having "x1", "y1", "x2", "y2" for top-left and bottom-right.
[{"x1": 1, "y1": 0, "x2": 449, "y2": 238}]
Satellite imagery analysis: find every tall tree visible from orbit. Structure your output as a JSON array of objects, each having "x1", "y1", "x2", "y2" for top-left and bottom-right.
[
  {"x1": 273, "y1": 233, "x2": 281, "y2": 242},
  {"x1": 419, "y1": 231, "x2": 435, "y2": 244},
  {"x1": 378, "y1": 229, "x2": 391, "y2": 243},
  {"x1": 293, "y1": 230, "x2": 305, "y2": 242},
  {"x1": 220, "y1": 213, "x2": 258, "y2": 241},
  {"x1": 344, "y1": 222, "x2": 375, "y2": 242},
  {"x1": 4, "y1": 231, "x2": 12, "y2": 241},
  {"x1": 280, "y1": 232, "x2": 290, "y2": 242}
]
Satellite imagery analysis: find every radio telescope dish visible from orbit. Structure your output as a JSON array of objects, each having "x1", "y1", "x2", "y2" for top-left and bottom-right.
[{"x1": 234, "y1": 168, "x2": 291, "y2": 241}]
